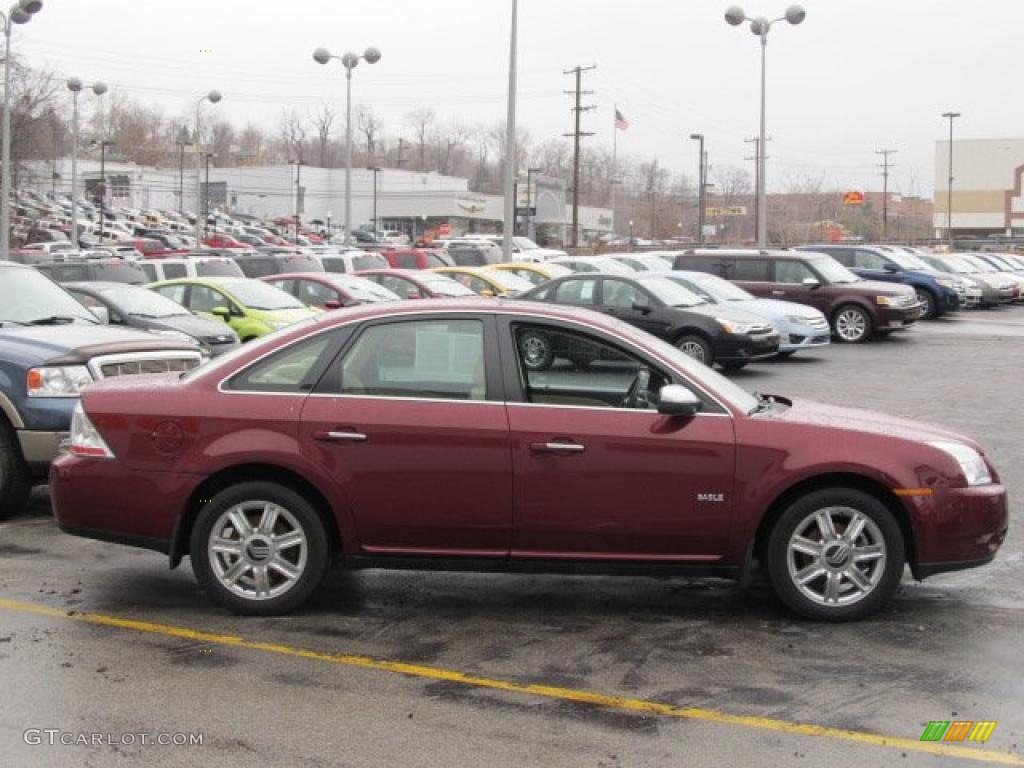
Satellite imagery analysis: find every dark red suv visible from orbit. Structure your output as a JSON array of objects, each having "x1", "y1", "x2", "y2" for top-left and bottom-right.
[{"x1": 51, "y1": 301, "x2": 1006, "y2": 620}]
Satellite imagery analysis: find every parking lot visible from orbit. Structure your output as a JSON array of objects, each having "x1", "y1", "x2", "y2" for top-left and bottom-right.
[{"x1": 1, "y1": 310, "x2": 1022, "y2": 767}]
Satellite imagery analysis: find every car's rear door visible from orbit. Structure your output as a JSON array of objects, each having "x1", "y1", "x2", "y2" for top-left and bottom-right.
[
  {"x1": 498, "y1": 316, "x2": 737, "y2": 560},
  {"x1": 300, "y1": 313, "x2": 513, "y2": 556}
]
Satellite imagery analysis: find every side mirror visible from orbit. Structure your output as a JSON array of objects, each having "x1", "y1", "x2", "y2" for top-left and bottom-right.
[
  {"x1": 632, "y1": 300, "x2": 652, "y2": 313},
  {"x1": 89, "y1": 306, "x2": 110, "y2": 324},
  {"x1": 802, "y1": 277, "x2": 820, "y2": 289},
  {"x1": 883, "y1": 263, "x2": 900, "y2": 273},
  {"x1": 323, "y1": 299, "x2": 343, "y2": 310},
  {"x1": 211, "y1": 306, "x2": 232, "y2": 321},
  {"x1": 657, "y1": 384, "x2": 701, "y2": 417}
]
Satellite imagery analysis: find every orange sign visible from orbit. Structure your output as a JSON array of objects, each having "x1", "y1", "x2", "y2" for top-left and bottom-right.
[{"x1": 842, "y1": 191, "x2": 865, "y2": 206}]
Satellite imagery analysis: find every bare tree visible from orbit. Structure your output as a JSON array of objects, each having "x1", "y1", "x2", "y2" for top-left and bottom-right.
[
  {"x1": 406, "y1": 108, "x2": 435, "y2": 170},
  {"x1": 278, "y1": 109, "x2": 307, "y2": 162},
  {"x1": 355, "y1": 104, "x2": 383, "y2": 163},
  {"x1": 310, "y1": 104, "x2": 336, "y2": 167}
]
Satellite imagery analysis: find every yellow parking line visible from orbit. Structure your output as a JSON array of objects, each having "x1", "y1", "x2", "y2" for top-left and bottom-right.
[{"x1": 0, "y1": 596, "x2": 1020, "y2": 766}]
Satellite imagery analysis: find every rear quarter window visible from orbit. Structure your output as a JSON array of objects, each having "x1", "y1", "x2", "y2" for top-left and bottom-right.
[
  {"x1": 731, "y1": 259, "x2": 770, "y2": 281},
  {"x1": 163, "y1": 263, "x2": 188, "y2": 279}
]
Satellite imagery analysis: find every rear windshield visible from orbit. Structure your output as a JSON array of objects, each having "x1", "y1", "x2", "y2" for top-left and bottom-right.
[
  {"x1": 92, "y1": 262, "x2": 148, "y2": 284},
  {"x1": 275, "y1": 255, "x2": 324, "y2": 273},
  {"x1": 196, "y1": 259, "x2": 244, "y2": 277},
  {"x1": 353, "y1": 254, "x2": 388, "y2": 271}
]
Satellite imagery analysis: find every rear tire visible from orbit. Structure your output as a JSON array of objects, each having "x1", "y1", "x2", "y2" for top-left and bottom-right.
[
  {"x1": 766, "y1": 488, "x2": 904, "y2": 621},
  {"x1": 0, "y1": 420, "x2": 32, "y2": 520},
  {"x1": 190, "y1": 481, "x2": 330, "y2": 616}
]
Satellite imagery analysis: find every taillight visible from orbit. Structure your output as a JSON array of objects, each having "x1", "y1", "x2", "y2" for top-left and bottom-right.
[{"x1": 68, "y1": 402, "x2": 115, "y2": 459}]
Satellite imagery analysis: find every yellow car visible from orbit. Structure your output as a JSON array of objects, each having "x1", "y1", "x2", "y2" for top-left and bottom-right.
[
  {"x1": 490, "y1": 262, "x2": 573, "y2": 287},
  {"x1": 431, "y1": 266, "x2": 535, "y2": 297}
]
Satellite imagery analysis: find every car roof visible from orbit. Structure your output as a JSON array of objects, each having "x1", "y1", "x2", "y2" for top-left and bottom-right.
[
  {"x1": 63, "y1": 280, "x2": 141, "y2": 292},
  {"x1": 0, "y1": 259, "x2": 30, "y2": 270},
  {"x1": 151, "y1": 276, "x2": 249, "y2": 287}
]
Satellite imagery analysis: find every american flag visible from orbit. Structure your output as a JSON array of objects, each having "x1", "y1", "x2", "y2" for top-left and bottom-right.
[{"x1": 615, "y1": 108, "x2": 629, "y2": 131}]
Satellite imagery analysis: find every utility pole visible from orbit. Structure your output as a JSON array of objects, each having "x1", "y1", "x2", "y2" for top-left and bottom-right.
[
  {"x1": 397, "y1": 138, "x2": 406, "y2": 168},
  {"x1": 744, "y1": 137, "x2": 759, "y2": 243},
  {"x1": 563, "y1": 64, "x2": 596, "y2": 248},
  {"x1": 875, "y1": 148, "x2": 897, "y2": 241}
]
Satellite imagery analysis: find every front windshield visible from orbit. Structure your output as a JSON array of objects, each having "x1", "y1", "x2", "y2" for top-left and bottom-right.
[
  {"x1": 332, "y1": 277, "x2": 400, "y2": 302},
  {"x1": 0, "y1": 267, "x2": 98, "y2": 325},
  {"x1": 684, "y1": 272, "x2": 753, "y2": 302},
  {"x1": 944, "y1": 256, "x2": 977, "y2": 274},
  {"x1": 418, "y1": 274, "x2": 477, "y2": 297},
  {"x1": 811, "y1": 256, "x2": 861, "y2": 284},
  {"x1": 639, "y1": 277, "x2": 706, "y2": 307},
  {"x1": 480, "y1": 269, "x2": 535, "y2": 293},
  {"x1": 961, "y1": 255, "x2": 996, "y2": 273},
  {"x1": 887, "y1": 251, "x2": 927, "y2": 270},
  {"x1": 98, "y1": 284, "x2": 191, "y2": 317},
  {"x1": 592, "y1": 259, "x2": 635, "y2": 275},
  {"x1": 226, "y1": 280, "x2": 307, "y2": 310}
]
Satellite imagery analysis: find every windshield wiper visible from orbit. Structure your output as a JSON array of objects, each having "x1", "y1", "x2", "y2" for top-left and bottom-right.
[
  {"x1": 0, "y1": 319, "x2": 28, "y2": 327},
  {"x1": 27, "y1": 315, "x2": 91, "y2": 326}
]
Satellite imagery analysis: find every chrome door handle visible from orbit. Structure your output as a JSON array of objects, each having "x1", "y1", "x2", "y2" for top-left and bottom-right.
[
  {"x1": 314, "y1": 430, "x2": 368, "y2": 443},
  {"x1": 771, "y1": 290, "x2": 786, "y2": 296},
  {"x1": 530, "y1": 441, "x2": 585, "y2": 454}
]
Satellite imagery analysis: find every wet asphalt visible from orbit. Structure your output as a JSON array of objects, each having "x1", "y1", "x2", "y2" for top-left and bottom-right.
[{"x1": 0, "y1": 308, "x2": 1022, "y2": 767}]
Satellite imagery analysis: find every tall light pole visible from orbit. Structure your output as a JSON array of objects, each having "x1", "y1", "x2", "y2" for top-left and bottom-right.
[
  {"x1": 175, "y1": 126, "x2": 191, "y2": 214},
  {"x1": 95, "y1": 138, "x2": 114, "y2": 242},
  {"x1": 725, "y1": 4, "x2": 805, "y2": 248},
  {"x1": 194, "y1": 90, "x2": 222, "y2": 246},
  {"x1": 313, "y1": 45, "x2": 381, "y2": 246},
  {"x1": 942, "y1": 111, "x2": 960, "y2": 247},
  {"x1": 526, "y1": 166, "x2": 541, "y2": 241},
  {"x1": 1, "y1": 0, "x2": 42, "y2": 258},
  {"x1": 503, "y1": 0, "x2": 517, "y2": 261},
  {"x1": 368, "y1": 166, "x2": 382, "y2": 232},
  {"x1": 66, "y1": 77, "x2": 107, "y2": 247},
  {"x1": 689, "y1": 133, "x2": 705, "y2": 245}
]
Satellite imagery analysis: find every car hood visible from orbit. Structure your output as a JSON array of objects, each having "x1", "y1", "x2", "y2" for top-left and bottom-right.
[
  {"x1": 845, "y1": 279, "x2": 915, "y2": 297},
  {"x1": 143, "y1": 314, "x2": 238, "y2": 340},
  {"x1": 767, "y1": 398, "x2": 982, "y2": 452},
  {"x1": 686, "y1": 303, "x2": 775, "y2": 326},
  {"x1": 725, "y1": 298, "x2": 823, "y2": 322},
  {"x1": 248, "y1": 306, "x2": 320, "y2": 324},
  {"x1": 0, "y1": 325, "x2": 197, "y2": 366}
]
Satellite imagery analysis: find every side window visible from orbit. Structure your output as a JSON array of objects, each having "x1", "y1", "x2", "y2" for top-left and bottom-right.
[
  {"x1": 163, "y1": 263, "x2": 187, "y2": 279},
  {"x1": 397, "y1": 254, "x2": 418, "y2": 269},
  {"x1": 380, "y1": 275, "x2": 421, "y2": 299},
  {"x1": 513, "y1": 324, "x2": 667, "y2": 411},
  {"x1": 602, "y1": 279, "x2": 645, "y2": 309},
  {"x1": 854, "y1": 250, "x2": 887, "y2": 270},
  {"x1": 458, "y1": 274, "x2": 491, "y2": 294},
  {"x1": 338, "y1": 319, "x2": 487, "y2": 401},
  {"x1": 140, "y1": 263, "x2": 157, "y2": 281},
  {"x1": 189, "y1": 285, "x2": 229, "y2": 312},
  {"x1": 299, "y1": 280, "x2": 336, "y2": 307},
  {"x1": 153, "y1": 284, "x2": 187, "y2": 305},
  {"x1": 555, "y1": 278, "x2": 597, "y2": 306},
  {"x1": 267, "y1": 279, "x2": 294, "y2": 296},
  {"x1": 826, "y1": 248, "x2": 854, "y2": 267},
  {"x1": 732, "y1": 259, "x2": 770, "y2": 281},
  {"x1": 72, "y1": 292, "x2": 102, "y2": 308},
  {"x1": 774, "y1": 260, "x2": 816, "y2": 284},
  {"x1": 228, "y1": 334, "x2": 334, "y2": 393}
]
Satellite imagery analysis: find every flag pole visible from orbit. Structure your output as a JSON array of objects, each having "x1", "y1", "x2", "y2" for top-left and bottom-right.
[{"x1": 611, "y1": 105, "x2": 618, "y2": 235}]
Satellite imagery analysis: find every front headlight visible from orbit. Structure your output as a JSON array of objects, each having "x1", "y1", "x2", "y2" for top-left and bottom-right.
[
  {"x1": 928, "y1": 441, "x2": 993, "y2": 486},
  {"x1": 787, "y1": 315, "x2": 814, "y2": 324},
  {"x1": 26, "y1": 365, "x2": 94, "y2": 397},
  {"x1": 151, "y1": 329, "x2": 199, "y2": 345},
  {"x1": 936, "y1": 277, "x2": 955, "y2": 288},
  {"x1": 716, "y1": 317, "x2": 755, "y2": 334}
]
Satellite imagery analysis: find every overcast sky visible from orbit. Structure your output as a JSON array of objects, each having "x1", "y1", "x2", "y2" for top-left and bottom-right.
[{"x1": 16, "y1": 0, "x2": 1020, "y2": 197}]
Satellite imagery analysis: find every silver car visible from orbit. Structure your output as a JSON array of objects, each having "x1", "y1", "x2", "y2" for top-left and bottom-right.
[{"x1": 666, "y1": 271, "x2": 831, "y2": 357}]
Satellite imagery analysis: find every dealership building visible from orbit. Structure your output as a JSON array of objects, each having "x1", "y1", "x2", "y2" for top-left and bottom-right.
[
  {"x1": 28, "y1": 159, "x2": 612, "y2": 245},
  {"x1": 933, "y1": 138, "x2": 1024, "y2": 237}
]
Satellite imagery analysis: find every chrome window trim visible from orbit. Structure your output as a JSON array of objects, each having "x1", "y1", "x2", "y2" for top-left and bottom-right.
[{"x1": 212, "y1": 307, "x2": 740, "y2": 417}]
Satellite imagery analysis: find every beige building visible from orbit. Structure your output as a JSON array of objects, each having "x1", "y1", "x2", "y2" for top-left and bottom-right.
[{"x1": 933, "y1": 138, "x2": 1024, "y2": 237}]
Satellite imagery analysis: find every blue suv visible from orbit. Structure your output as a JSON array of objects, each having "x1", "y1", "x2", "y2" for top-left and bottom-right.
[
  {"x1": 0, "y1": 261, "x2": 202, "y2": 518},
  {"x1": 796, "y1": 245, "x2": 962, "y2": 319}
]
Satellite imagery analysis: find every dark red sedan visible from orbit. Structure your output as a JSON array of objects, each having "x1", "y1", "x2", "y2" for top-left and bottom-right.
[
  {"x1": 51, "y1": 300, "x2": 1007, "y2": 620},
  {"x1": 261, "y1": 272, "x2": 401, "y2": 310},
  {"x1": 358, "y1": 269, "x2": 478, "y2": 300}
]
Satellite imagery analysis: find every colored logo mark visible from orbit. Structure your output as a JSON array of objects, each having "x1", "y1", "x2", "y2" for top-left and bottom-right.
[{"x1": 920, "y1": 720, "x2": 997, "y2": 743}]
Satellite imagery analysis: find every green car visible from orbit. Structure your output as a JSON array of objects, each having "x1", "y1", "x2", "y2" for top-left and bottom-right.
[{"x1": 147, "y1": 277, "x2": 320, "y2": 341}]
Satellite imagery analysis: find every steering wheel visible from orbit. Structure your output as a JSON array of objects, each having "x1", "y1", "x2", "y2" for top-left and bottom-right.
[{"x1": 620, "y1": 367, "x2": 651, "y2": 409}]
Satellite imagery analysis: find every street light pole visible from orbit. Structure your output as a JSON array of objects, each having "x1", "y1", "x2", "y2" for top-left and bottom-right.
[
  {"x1": 1, "y1": 0, "x2": 42, "y2": 258},
  {"x1": 368, "y1": 166, "x2": 381, "y2": 232},
  {"x1": 176, "y1": 126, "x2": 190, "y2": 215},
  {"x1": 194, "y1": 90, "x2": 223, "y2": 247},
  {"x1": 689, "y1": 133, "x2": 704, "y2": 245},
  {"x1": 725, "y1": 4, "x2": 805, "y2": 248},
  {"x1": 313, "y1": 45, "x2": 381, "y2": 247},
  {"x1": 66, "y1": 77, "x2": 107, "y2": 247},
  {"x1": 526, "y1": 166, "x2": 541, "y2": 241},
  {"x1": 97, "y1": 139, "x2": 113, "y2": 242},
  {"x1": 503, "y1": 0, "x2": 517, "y2": 262},
  {"x1": 942, "y1": 111, "x2": 960, "y2": 247}
]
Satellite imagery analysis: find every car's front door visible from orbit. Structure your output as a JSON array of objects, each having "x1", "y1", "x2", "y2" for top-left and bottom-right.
[
  {"x1": 499, "y1": 318, "x2": 737, "y2": 560},
  {"x1": 599, "y1": 278, "x2": 669, "y2": 338},
  {"x1": 300, "y1": 315, "x2": 512, "y2": 556},
  {"x1": 771, "y1": 260, "x2": 831, "y2": 313}
]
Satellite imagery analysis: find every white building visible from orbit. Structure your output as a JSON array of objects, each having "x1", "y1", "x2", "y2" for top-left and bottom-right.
[{"x1": 933, "y1": 138, "x2": 1024, "y2": 237}]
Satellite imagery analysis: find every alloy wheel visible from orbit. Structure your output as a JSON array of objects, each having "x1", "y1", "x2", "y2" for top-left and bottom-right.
[
  {"x1": 679, "y1": 340, "x2": 707, "y2": 363},
  {"x1": 835, "y1": 309, "x2": 868, "y2": 342},
  {"x1": 785, "y1": 506, "x2": 887, "y2": 607},
  {"x1": 207, "y1": 500, "x2": 308, "y2": 601}
]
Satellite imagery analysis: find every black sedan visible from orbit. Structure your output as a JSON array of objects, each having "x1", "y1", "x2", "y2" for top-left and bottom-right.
[
  {"x1": 64, "y1": 281, "x2": 240, "y2": 358},
  {"x1": 519, "y1": 273, "x2": 780, "y2": 369}
]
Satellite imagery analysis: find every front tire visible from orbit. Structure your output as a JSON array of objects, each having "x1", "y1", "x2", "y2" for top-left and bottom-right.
[
  {"x1": 190, "y1": 482, "x2": 330, "y2": 616},
  {"x1": 766, "y1": 488, "x2": 904, "y2": 621},
  {"x1": 676, "y1": 335, "x2": 714, "y2": 367},
  {"x1": 0, "y1": 420, "x2": 32, "y2": 520},
  {"x1": 832, "y1": 305, "x2": 873, "y2": 343},
  {"x1": 916, "y1": 290, "x2": 937, "y2": 320}
]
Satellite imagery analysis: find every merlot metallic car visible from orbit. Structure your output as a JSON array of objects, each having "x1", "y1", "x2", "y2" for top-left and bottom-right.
[{"x1": 51, "y1": 300, "x2": 1007, "y2": 620}]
